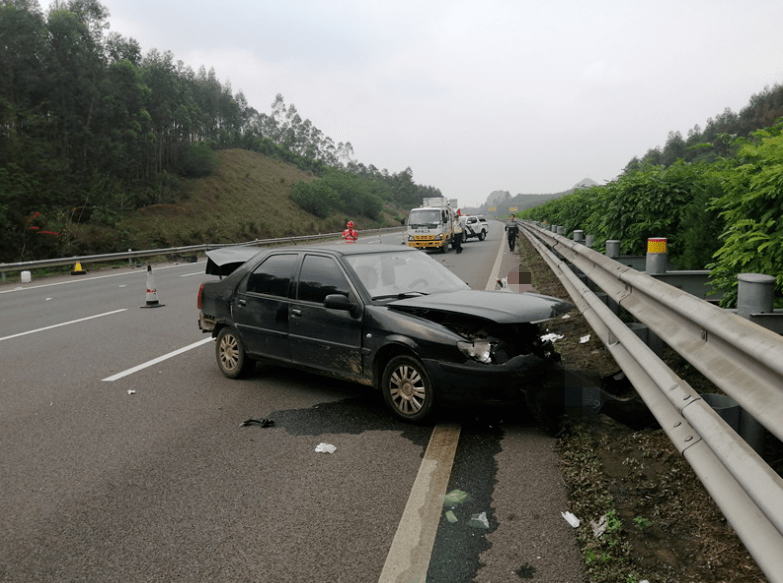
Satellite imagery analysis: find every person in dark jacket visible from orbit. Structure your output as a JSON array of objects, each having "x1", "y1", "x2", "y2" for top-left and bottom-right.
[{"x1": 504, "y1": 214, "x2": 520, "y2": 251}]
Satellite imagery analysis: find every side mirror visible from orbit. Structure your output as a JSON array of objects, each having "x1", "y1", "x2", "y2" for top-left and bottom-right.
[{"x1": 324, "y1": 294, "x2": 353, "y2": 311}]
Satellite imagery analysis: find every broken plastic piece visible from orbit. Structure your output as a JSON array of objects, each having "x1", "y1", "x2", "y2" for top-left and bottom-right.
[
  {"x1": 315, "y1": 443, "x2": 337, "y2": 454},
  {"x1": 468, "y1": 512, "x2": 490, "y2": 529},
  {"x1": 443, "y1": 489, "x2": 470, "y2": 506},
  {"x1": 580, "y1": 335, "x2": 591, "y2": 344},
  {"x1": 561, "y1": 511, "x2": 580, "y2": 528},
  {"x1": 591, "y1": 515, "x2": 608, "y2": 537},
  {"x1": 240, "y1": 418, "x2": 275, "y2": 428},
  {"x1": 127, "y1": 390, "x2": 135, "y2": 395},
  {"x1": 445, "y1": 510, "x2": 458, "y2": 523}
]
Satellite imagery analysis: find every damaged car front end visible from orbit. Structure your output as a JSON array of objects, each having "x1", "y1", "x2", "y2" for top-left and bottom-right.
[{"x1": 198, "y1": 244, "x2": 579, "y2": 425}]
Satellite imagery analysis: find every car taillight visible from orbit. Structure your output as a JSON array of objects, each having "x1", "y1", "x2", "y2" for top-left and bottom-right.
[{"x1": 197, "y1": 284, "x2": 203, "y2": 309}]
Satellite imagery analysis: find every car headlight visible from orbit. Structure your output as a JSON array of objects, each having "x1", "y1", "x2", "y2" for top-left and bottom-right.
[{"x1": 457, "y1": 339, "x2": 494, "y2": 364}]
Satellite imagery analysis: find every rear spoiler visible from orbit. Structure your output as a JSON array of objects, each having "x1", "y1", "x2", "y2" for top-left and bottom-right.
[{"x1": 204, "y1": 247, "x2": 260, "y2": 277}]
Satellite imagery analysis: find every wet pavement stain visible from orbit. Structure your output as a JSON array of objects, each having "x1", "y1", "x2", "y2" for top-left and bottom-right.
[
  {"x1": 427, "y1": 414, "x2": 504, "y2": 583},
  {"x1": 261, "y1": 393, "x2": 432, "y2": 446}
]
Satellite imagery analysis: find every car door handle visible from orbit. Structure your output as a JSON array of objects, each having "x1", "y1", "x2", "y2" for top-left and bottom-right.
[{"x1": 291, "y1": 308, "x2": 302, "y2": 317}]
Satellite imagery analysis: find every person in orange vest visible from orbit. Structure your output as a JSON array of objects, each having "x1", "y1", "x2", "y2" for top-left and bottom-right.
[{"x1": 342, "y1": 220, "x2": 358, "y2": 243}]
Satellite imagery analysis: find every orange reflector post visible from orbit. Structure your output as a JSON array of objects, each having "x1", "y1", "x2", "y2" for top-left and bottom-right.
[{"x1": 647, "y1": 237, "x2": 667, "y2": 253}]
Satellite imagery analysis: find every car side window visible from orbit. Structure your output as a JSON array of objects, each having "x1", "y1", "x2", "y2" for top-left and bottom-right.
[
  {"x1": 297, "y1": 255, "x2": 350, "y2": 303},
  {"x1": 246, "y1": 254, "x2": 297, "y2": 297}
]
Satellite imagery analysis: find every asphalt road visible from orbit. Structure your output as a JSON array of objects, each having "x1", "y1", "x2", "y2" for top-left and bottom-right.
[{"x1": 0, "y1": 225, "x2": 585, "y2": 583}]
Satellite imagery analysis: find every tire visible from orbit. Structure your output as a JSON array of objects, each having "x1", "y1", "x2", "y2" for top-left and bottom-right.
[
  {"x1": 479, "y1": 230, "x2": 486, "y2": 241},
  {"x1": 381, "y1": 355, "x2": 435, "y2": 422},
  {"x1": 215, "y1": 327, "x2": 254, "y2": 379}
]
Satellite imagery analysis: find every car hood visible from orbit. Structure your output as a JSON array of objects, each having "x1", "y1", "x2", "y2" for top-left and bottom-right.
[{"x1": 388, "y1": 289, "x2": 573, "y2": 324}]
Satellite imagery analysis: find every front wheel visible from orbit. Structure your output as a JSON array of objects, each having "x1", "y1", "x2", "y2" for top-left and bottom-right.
[
  {"x1": 216, "y1": 327, "x2": 254, "y2": 378},
  {"x1": 381, "y1": 355, "x2": 435, "y2": 422}
]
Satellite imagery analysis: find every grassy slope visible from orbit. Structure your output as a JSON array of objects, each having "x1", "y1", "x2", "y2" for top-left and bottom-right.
[{"x1": 113, "y1": 149, "x2": 401, "y2": 249}]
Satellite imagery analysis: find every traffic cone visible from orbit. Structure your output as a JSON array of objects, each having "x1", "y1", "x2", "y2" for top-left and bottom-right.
[
  {"x1": 141, "y1": 264, "x2": 165, "y2": 308},
  {"x1": 71, "y1": 261, "x2": 87, "y2": 275}
]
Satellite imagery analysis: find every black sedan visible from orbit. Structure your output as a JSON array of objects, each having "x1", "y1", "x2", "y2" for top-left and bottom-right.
[{"x1": 197, "y1": 244, "x2": 574, "y2": 423}]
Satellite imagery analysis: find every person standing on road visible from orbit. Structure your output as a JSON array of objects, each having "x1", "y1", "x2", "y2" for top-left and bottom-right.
[
  {"x1": 342, "y1": 220, "x2": 358, "y2": 243},
  {"x1": 453, "y1": 216, "x2": 463, "y2": 254},
  {"x1": 504, "y1": 214, "x2": 520, "y2": 251}
]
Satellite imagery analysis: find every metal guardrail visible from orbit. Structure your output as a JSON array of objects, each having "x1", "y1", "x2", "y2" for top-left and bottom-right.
[
  {"x1": 520, "y1": 222, "x2": 783, "y2": 582},
  {"x1": 0, "y1": 227, "x2": 406, "y2": 278}
]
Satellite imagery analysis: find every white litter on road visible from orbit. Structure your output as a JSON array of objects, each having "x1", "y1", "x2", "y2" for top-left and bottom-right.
[
  {"x1": 315, "y1": 443, "x2": 337, "y2": 454},
  {"x1": 561, "y1": 511, "x2": 580, "y2": 528}
]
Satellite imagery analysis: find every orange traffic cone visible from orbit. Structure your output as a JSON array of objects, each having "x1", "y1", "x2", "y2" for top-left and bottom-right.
[
  {"x1": 141, "y1": 264, "x2": 165, "y2": 308},
  {"x1": 71, "y1": 261, "x2": 87, "y2": 275}
]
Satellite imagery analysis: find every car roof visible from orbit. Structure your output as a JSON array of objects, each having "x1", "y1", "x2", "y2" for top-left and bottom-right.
[{"x1": 288, "y1": 243, "x2": 418, "y2": 257}]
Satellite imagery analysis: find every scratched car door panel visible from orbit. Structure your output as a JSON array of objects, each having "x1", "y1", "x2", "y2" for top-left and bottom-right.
[
  {"x1": 233, "y1": 253, "x2": 298, "y2": 362},
  {"x1": 289, "y1": 254, "x2": 364, "y2": 379}
]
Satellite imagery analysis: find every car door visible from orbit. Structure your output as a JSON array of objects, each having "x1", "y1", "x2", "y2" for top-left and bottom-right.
[
  {"x1": 288, "y1": 254, "x2": 364, "y2": 380},
  {"x1": 232, "y1": 253, "x2": 298, "y2": 362}
]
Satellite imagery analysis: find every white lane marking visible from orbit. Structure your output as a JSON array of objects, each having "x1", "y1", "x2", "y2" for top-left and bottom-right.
[
  {"x1": 486, "y1": 226, "x2": 506, "y2": 290},
  {"x1": 102, "y1": 337, "x2": 213, "y2": 382},
  {"x1": 378, "y1": 423, "x2": 461, "y2": 583},
  {"x1": 180, "y1": 271, "x2": 209, "y2": 277},
  {"x1": 0, "y1": 309, "x2": 128, "y2": 343}
]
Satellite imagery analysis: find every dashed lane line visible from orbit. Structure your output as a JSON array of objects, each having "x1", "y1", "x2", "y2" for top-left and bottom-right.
[
  {"x1": 102, "y1": 337, "x2": 213, "y2": 382},
  {"x1": 0, "y1": 309, "x2": 128, "y2": 342}
]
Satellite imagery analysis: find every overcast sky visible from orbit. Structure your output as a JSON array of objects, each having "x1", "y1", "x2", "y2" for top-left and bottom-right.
[{"x1": 48, "y1": 0, "x2": 783, "y2": 208}]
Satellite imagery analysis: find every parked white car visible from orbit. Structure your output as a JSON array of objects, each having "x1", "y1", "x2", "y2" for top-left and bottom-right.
[{"x1": 460, "y1": 215, "x2": 489, "y2": 241}]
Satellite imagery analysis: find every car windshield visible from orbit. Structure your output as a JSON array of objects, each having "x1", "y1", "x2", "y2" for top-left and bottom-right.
[
  {"x1": 408, "y1": 209, "x2": 442, "y2": 227},
  {"x1": 346, "y1": 251, "x2": 469, "y2": 300}
]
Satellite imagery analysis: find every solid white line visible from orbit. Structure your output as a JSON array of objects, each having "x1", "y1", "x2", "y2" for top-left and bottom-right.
[
  {"x1": 378, "y1": 423, "x2": 461, "y2": 583},
  {"x1": 102, "y1": 337, "x2": 214, "y2": 381},
  {"x1": 0, "y1": 309, "x2": 128, "y2": 342},
  {"x1": 486, "y1": 226, "x2": 506, "y2": 290}
]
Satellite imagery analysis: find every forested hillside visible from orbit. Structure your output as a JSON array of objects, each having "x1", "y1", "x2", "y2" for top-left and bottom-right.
[{"x1": 0, "y1": 0, "x2": 439, "y2": 263}]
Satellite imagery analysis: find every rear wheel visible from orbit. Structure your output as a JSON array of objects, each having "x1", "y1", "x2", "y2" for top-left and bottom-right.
[
  {"x1": 381, "y1": 355, "x2": 435, "y2": 422},
  {"x1": 479, "y1": 230, "x2": 486, "y2": 241},
  {"x1": 216, "y1": 327, "x2": 254, "y2": 378}
]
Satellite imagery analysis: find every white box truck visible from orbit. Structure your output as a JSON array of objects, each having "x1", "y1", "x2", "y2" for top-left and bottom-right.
[{"x1": 405, "y1": 198, "x2": 458, "y2": 253}]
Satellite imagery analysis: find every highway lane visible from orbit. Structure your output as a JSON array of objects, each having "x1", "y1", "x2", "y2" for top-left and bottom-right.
[{"x1": 0, "y1": 227, "x2": 584, "y2": 582}]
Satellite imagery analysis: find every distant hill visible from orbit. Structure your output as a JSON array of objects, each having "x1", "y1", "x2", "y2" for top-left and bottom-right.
[{"x1": 465, "y1": 178, "x2": 598, "y2": 216}]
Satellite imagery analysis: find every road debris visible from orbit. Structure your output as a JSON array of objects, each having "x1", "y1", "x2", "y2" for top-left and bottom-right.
[
  {"x1": 591, "y1": 514, "x2": 608, "y2": 537},
  {"x1": 443, "y1": 489, "x2": 470, "y2": 506},
  {"x1": 561, "y1": 511, "x2": 580, "y2": 528},
  {"x1": 468, "y1": 512, "x2": 490, "y2": 529},
  {"x1": 240, "y1": 418, "x2": 275, "y2": 428},
  {"x1": 315, "y1": 443, "x2": 337, "y2": 454}
]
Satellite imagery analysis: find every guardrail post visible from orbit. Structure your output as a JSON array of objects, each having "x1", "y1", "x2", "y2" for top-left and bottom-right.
[
  {"x1": 645, "y1": 237, "x2": 667, "y2": 275},
  {"x1": 585, "y1": 234, "x2": 595, "y2": 248},
  {"x1": 737, "y1": 273, "x2": 775, "y2": 319},
  {"x1": 573, "y1": 230, "x2": 585, "y2": 245},
  {"x1": 606, "y1": 240, "x2": 620, "y2": 258}
]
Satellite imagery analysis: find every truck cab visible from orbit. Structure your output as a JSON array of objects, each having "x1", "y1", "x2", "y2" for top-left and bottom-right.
[{"x1": 406, "y1": 204, "x2": 457, "y2": 253}]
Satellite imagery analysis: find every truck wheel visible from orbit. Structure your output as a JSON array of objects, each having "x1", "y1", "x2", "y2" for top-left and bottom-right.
[
  {"x1": 216, "y1": 327, "x2": 254, "y2": 379},
  {"x1": 479, "y1": 230, "x2": 486, "y2": 241},
  {"x1": 382, "y1": 355, "x2": 435, "y2": 422}
]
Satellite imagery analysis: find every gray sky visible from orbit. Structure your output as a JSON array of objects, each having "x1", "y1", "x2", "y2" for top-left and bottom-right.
[{"x1": 54, "y1": 0, "x2": 783, "y2": 207}]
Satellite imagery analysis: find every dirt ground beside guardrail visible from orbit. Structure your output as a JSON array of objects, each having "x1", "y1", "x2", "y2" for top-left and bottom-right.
[{"x1": 517, "y1": 234, "x2": 768, "y2": 583}]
